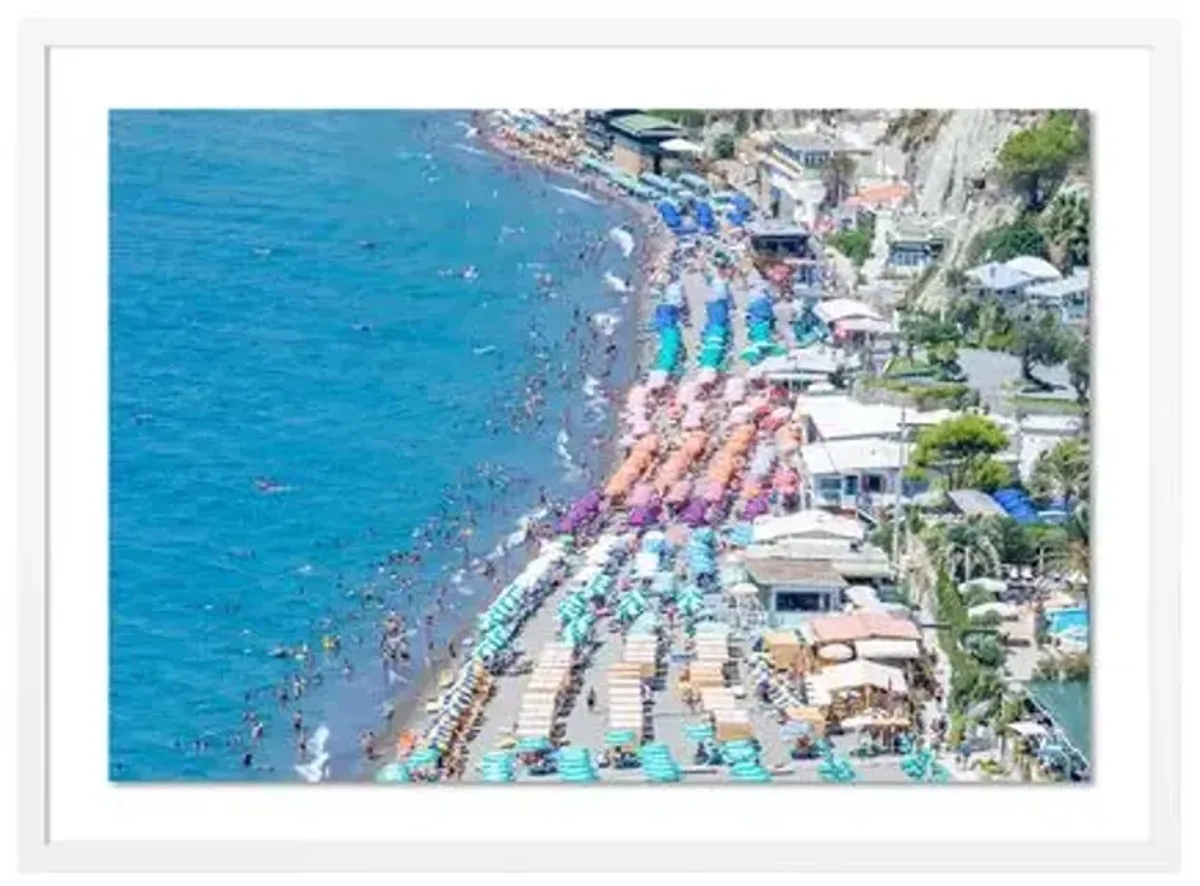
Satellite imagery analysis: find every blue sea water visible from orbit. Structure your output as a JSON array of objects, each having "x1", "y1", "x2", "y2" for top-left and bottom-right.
[{"x1": 109, "y1": 111, "x2": 637, "y2": 781}]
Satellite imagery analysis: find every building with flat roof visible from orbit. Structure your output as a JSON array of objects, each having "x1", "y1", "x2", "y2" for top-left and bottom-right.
[
  {"x1": 605, "y1": 113, "x2": 685, "y2": 176},
  {"x1": 742, "y1": 556, "x2": 848, "y2": 624},
  {"x1": 747, "y1": 220, "x2": 815, "y2": 260}
]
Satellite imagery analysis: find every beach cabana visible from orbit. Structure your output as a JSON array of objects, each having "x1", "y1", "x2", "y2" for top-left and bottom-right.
[{"x1": 813, "y1": 659, "x2": 909, "y2": 696}]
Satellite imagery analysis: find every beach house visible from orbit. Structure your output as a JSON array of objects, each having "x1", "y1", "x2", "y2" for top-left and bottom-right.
[
  {"x1": 800, "y1": 437, "x2": 913, "y2": 512},
  {"x1": 770, "y1": 131, "x2": 872, "y2": 171},
  {"x1": 1024, "y1": 268, "x2": 1090, "y2": 326},
  {"x1": 885, "y1": 219, "x2": 949, "y2": 274},
  {"x1": 605, "y1": 113, "x2": 686, "y2": 176},
  {"x1": 812, "y1": 297, "x2": 897, "y2": 346},
  {"x1": 962, "y1": 255, "x2": 1061, "y2": 302}
]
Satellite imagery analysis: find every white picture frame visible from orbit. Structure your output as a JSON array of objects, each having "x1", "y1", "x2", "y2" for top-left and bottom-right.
[{"x1": 15, "y1": 13, "x2": 1181, "y2": 873}]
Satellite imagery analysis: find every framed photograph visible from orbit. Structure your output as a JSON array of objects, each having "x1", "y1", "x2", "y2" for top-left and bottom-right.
[{"x1": 16, "y1": 12, "x2": 1180, "y2": 873}]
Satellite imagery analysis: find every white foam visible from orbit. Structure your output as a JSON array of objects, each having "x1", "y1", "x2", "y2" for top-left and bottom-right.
[
  {"x1": 454, "y1": 142, "x2": 488, "y2": 157},
  {"x1": 552, "y1": 185, "x2": 601, "y2": 205},
  {"x1": 604, "y1": 272, "x2": 630, "y2": 293},
  {"x1": 555, "y1": 430, "x2": 583, "y2": 480},
  {"x1": 293, "y1": 724, "x2": 331, "y2": 783},
  {"x1": 591, "y1": 311, "x2": 621, "y2": 336},
  {"x1": 609, "y1": 226, "x2": 635, "y2": 258},
  {"x1": 583, "y1": 375, "x2": 608, "y2": 419}
]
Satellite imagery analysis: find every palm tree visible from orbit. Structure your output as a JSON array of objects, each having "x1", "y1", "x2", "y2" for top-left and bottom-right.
[
  {"x1": 929, "y1": 516, "x2": 1003, "y2": 581},
  {"x1": 1029, "y1": 438, "x2": 1090, "y2": 516},
  {"x1": 1041, "y1": 191, "x2": 1090, "y2": 271}
]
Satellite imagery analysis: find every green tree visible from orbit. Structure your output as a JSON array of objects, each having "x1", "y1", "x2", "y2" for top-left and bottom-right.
[
  {"x1": 997, "y1": 112, "x2": 1086, "y2": 210},
  {"x1": 1065, "y1": 333, "x2": 1090, "y2": 406},
  {"x1": 1026, "y1": 524, "x2": 1071, "y2": 574},
  {"x1": 1011, "y1": 312, "x2": 1069, "y2": 387},
  {"x1": 932, "y1": 516, "x2": 1003, "y2": 581},
  {"x1": 713, "y1": 131, "x2": 736, "y2": 160},
  {"x1": 1041, "y1": 190, "x2": 1090, "y2": 270},
  {"x1": 969, "y1": 456, "x2": 1013, "y2": 492},
  {"x1": 909, "y1": 415, "x2": 1010, "y2": 489},
  {"x1": 988, "y1": 516, "x2": 1035, "y2": 565},
  {"x1": 963, "y1": 633, "x2": 1006, "y2": 669},
  {"x1": 899, "y1": 312, "x2": 959, "y2": 363},
  {"x1": 979, "y1": 223, "x2": 1048, "y2": 263},
  {"x1": 827, "y1": 227, "x2": 872, "y2": 266},
  {"x1": 1029, "y1": 438, "x2": 1090, "y2": 514}
]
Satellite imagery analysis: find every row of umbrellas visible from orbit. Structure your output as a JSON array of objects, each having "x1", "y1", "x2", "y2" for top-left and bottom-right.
[
  {"x1": 901, "y1": 747, "x2": 951, "y2": 783},
  {"x1": 473, "y1": 541, "x2": 569, "y2": 662},
  {"x1": 817, "y1": 744, "x2": 859, "y2": 783},
  {"x1": 480, "y1": 750, "x2": 517, "y2": 783},
  {"x1": 640, "y1": 742, "x2": 683, "y2": 782},
  {"x1": 557, "y1": 747, "x2": 599, "y2": 783},
  {"x1": 685, "y1": 526, "x2": 718, "y2": 579},
  {"x1": 723, "y1": 739, "x2": 772, "y2": 782}
]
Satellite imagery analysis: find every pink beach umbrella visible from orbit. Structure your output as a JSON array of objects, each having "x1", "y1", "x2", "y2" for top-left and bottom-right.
[
  {"x1": 666, "y1": 479, "x2": 693, "y2": 506},
  {"x1": 773, "y1": 467, "x2": 800, "y2": 493},
  {"x1": 628, "y1": 482, "x2": 656, "y2": 509},
  {"x1": 628, "y1": 504, "x2": 661, "y2": 528},
  {"x1": 741, "y1": 495, "x2": 771, "y2": 519},
  {"x1": 681, "y1": 499, "x2": 709, "y2": 527}
]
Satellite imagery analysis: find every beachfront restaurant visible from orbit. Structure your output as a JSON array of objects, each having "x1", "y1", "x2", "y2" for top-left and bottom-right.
[
  {"x1": 742, "y1": 556, "x2": 848, "y2": 626},
  {"x1": 606, "y1": 113, "x2": 686, "y2": 176}
]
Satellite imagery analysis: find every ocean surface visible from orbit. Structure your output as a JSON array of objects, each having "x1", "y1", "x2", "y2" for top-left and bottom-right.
[{"x1": 110, "y1": 110, "x2": 638, "y2": 781}]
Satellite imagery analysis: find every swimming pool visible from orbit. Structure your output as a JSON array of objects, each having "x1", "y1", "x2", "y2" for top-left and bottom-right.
[{"x1": 1046, "y1": 607, "x2": 1089, "y2": 636}]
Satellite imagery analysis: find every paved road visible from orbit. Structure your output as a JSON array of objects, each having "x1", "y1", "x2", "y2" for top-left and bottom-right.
[{"x1": 958, "y1": 348, "x2": 1070, "y2": 417}]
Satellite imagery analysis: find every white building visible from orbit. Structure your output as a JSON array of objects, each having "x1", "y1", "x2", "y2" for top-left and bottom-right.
[
  {"x1": 751, "y1": 509, "x2": 866, "y2": 545},
  {"x1": 800, "y1": 437, "x2": 913, "y2": 510},
  {"x1": 792, "y1": 394, "x2": 958, "y2": 443},
  {"x1": 1024, "y1": 268, "x2": 1090, "y2": 326}
]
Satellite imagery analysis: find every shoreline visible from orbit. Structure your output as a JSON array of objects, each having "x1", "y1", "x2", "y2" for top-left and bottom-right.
[{"x1": 366, "y1": 114, "x2": 674, "y2": 779}]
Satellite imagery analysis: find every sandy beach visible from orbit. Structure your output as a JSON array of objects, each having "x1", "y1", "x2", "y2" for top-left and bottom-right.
[{"x1": 376, "y1": 109, "x2": 960, "y2": 787}]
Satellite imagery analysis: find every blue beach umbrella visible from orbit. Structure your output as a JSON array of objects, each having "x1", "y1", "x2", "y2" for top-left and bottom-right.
[
  {"x1": 517, "y1": 736, "x2": 552, "y2": 753},
  {"x1": 684, "y1": 723, "x2": 715, "y2": 742},
  {"x1": 407, "y1": 747, "x2": 441, "y2": 769},
  {"x1": 374, "y1": 762, "x2": 412, "y2": 784},
  {"x1": 605, "y1": 729, "x2": 638, "y2": 747}
]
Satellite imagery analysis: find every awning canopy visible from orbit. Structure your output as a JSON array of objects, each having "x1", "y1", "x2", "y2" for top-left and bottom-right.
[
  {"x1": 854, "y1": 638, "x2": 922, "y2": 661},
  {"x1": 662, "y1": 137, "x2": 704, "y2": 155}
]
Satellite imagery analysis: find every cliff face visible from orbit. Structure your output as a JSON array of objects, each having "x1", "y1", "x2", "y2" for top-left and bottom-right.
[{"x1": 889, "y1": 109, "x2": 1033, "y2": 308}]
